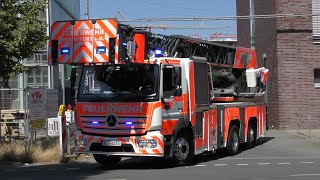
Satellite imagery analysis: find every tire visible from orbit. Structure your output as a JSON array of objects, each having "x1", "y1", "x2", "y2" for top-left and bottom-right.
[
  {"x1": 93, "y1": 154, "x2": 122, "y2": 168},
  {"x1": 172, "y1": 131, "x2": 194, "y2": 166},
  {"x1": 227, "y1": 125, "x2": 240, "y2": 156},
  {"x1": 246, "y1": 123, "x2": 257, "y2": 149}
]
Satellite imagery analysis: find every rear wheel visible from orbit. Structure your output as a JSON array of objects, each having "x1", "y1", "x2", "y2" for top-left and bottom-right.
[
  {"x1": 246, "y1": 123, "x2": 257, "y2": 149},
  {"x1": 93, "y1": 154, "x2": 122, "y2": 168},
  {"x1": 227, "y1": 125, "x2": 240, "y2": 155},
  {"x1": 172, "y1": 131, "x2": 194, "y2": 166}
]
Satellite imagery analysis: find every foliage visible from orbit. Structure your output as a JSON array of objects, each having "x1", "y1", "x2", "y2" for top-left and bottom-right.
[
  {"x1": 0, "y1": 140, "x2": 60, "y2": 163},
  {"x1": 0, "y1": 0, "x2": 48, "y2": 87}
]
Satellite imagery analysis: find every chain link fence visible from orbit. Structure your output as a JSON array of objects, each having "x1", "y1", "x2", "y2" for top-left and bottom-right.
[{"x1": 0, "y1": 89, "x2": 26, "y2": 143}]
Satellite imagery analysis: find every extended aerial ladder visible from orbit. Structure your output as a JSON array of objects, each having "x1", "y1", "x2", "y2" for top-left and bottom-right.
[{"x1": 137, "y1": 32, "x2": 268, "y2": 100}]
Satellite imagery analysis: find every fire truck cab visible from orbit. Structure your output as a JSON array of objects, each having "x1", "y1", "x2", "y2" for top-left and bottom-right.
[{"x1": 49, "y1": 18, "x2": 269, "y2": 167}]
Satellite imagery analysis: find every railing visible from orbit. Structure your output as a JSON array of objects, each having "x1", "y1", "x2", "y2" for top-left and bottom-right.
[{"x1": 295, "y1": 113, "x2": 311, "y2": 138}]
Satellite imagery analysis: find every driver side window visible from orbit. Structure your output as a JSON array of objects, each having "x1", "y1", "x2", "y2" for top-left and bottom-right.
[
  {"x1": 163, "y1": 68, "x2": 173, "y2": 98},
  {"x1": 163, "y1": 66, "x2": 182, "y2": 98}
]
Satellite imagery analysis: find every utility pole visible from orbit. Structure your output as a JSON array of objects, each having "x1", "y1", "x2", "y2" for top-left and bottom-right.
[
  {"x1": 250, "y1": 0, "x2": 256, "y2": 49},
  {"x1": 86, "y1": 0, "x2": 90, "y2": 19}
]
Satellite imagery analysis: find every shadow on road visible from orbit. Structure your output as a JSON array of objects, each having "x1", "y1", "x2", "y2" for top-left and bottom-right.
[
  {"x1": 112, "y1": 136, "x2": 276, "y2": 169},
  {"x1": 257, "y1": 137, "x2": 275, "y2": 146},
  {"x1": 0, "y1": 136, "x2": 276, "y2": 179}
]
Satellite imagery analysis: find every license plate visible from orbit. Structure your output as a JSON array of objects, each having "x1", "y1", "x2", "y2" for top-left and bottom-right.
[{"x1": 101, "y1": 140, "x2": 121, "y2": 146}]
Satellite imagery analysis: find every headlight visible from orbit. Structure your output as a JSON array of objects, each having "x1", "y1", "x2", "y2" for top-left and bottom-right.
[{"x1": 137, "y1": 139, "x2": 158, "y2": 149}]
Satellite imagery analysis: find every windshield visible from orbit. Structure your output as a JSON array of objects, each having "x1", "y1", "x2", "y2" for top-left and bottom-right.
[{"x1": 79, "y1": 64, "x2": 160, "y2": 102}]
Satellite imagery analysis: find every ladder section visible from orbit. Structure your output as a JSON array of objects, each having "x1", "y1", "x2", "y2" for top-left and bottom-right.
[{"x1": 147, "y1": 34, "x2": 236, "y2": 66}]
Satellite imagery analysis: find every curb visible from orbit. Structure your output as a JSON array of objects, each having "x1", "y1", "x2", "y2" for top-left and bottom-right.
[{"x1": 0, "y1": 161, "x2": 22, "y2": 166}]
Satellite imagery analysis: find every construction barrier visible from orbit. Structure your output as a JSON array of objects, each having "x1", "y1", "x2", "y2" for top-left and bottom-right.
[
  {"x1": 58, "y1": 105, "x2": 77, "y2": 161},
  {"x1": 47, "y1": 117, "x2": 59, "y2": 136},
  {"x1": 58, "y1": 105, "x2": 67, "y2": 161}
]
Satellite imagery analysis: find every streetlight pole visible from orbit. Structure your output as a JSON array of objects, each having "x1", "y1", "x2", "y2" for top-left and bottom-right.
[{"x1": 87, "y1": 0, "x2": 89, "y2": 19}]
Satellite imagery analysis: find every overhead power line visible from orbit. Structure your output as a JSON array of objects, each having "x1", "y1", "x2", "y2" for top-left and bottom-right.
[
  {"x1": 132, "y1": 25, "x2": 236, "y2": 30},
  {"x1": 119, "y1": 13, "x2": 320, "y2": 23}
]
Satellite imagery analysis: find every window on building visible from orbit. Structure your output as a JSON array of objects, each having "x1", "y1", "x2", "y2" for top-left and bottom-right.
[
  {"x1": 314, "y1": 69, "x2": 320, "y2": 87},
  {"x1": 313, "y1": 0, "x2": 320, "y2": 44},
  {"x1": 25, "y1": 51, "x2": 48, "y2": 65},
  {"x1": 27, "y1": 67, "x2": 49, "y2": 88}
]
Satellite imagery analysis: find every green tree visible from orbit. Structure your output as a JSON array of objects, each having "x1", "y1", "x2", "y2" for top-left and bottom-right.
[{"x1": 0, "y1": 0, "x2": 47, "y2": 87}]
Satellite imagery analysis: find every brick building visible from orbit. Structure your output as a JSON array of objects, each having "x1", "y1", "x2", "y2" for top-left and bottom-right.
[{"x1": 237, "y1": 0, "x2": 320, "y2": 129}]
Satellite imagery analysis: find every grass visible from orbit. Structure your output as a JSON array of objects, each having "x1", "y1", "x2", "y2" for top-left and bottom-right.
[{"x1": 0, "y1": 137, "x2": 60, "y2": 163}]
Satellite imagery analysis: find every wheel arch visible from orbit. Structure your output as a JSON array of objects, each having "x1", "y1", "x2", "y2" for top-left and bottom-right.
[{"x1": 168, "y1": 118, "x2": 193, "y2": 157}]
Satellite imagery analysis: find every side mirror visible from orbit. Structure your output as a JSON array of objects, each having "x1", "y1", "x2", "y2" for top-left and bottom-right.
[
  {"x1": 51, "y1": 40, "x2": 58, "y2": 65},
  {"x1": 70, "y1": 68, "x2": 78, "y2": 97},
  {"x1": 127, "y1": 41, "x2": 136, "y2": 60},
  {"x1": 173, "y1": 67, "x2": 181, "y2": 86},
  {"x1": 173, "y1": 67, "x2": 182, "y2": 97},
  {"x1": 263, "y1": 53, "x2": 267, "y2": 67}
]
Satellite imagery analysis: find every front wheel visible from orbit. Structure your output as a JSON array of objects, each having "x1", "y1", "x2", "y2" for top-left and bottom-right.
[
  {"x1": 172, "y1": 131, "x2": 194, "y2": 166},
  {"x1": 227, "y1": 125, "x2": 240, "y2": 156},
  {"x1": 93, "y1": 154, "x2": 122, "y2": 168}
]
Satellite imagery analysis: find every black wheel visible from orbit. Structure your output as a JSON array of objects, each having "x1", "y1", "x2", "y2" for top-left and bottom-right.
[
  {"x1": 93, "y1": 154, "x2": 122, "y2": 168},
  {"x1": 172, "y1": 131, "x2": 194, "y2": 166},
  {"x1": 246, "y1": 123, "x2": 257, "y2": 149},
  {"x1": 227, "y1": 125, "x2": 240, "y2": 156}
]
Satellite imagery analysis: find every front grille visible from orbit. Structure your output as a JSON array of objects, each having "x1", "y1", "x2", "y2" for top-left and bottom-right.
[
  {"x1": 80, "y1": 115, "x2": 147, "y2": 135},
  {"x1": 90, "y1": 143, "x2": 134, "y2": 152}
]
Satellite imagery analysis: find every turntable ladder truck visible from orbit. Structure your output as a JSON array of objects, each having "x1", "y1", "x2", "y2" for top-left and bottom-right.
[{"x1": 49, "y1": 18, "x2": 269, "y2": 167}]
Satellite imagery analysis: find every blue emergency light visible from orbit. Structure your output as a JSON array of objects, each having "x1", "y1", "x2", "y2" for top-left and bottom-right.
[
  {"x1": 126, "y1": 122, "x2": 133, "y2": 125},
  {"x1": 92, "y1": 121, "x2": 99, "y2": 124},
  {"x1": 96, "y1": 46, "x2": 106, "y2": 54},
  {"x1": 155, "y1": 49, "x2": 162, "y2": 55},
  {"x1": 60, "y1": 47, "x2": 70, "y2": 55}
]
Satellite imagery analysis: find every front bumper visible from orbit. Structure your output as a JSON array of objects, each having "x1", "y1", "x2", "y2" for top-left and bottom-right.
[{"x1": 74, "y1": 130, "x2": 164, "y2": 157}]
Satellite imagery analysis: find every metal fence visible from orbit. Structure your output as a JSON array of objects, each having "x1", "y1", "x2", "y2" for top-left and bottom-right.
[
  {"x1": 0, "y1": 89, "x2": 26, "y2": 143},
  {"x1": 0, "y1": 89, "x2": 24, "y2": 110},
  {"x1": 0, "y1": 88, "x2": 60, "y2": 143},
  {"x1": 295, "y1": 113, "x2": 312, "y2": 138}
]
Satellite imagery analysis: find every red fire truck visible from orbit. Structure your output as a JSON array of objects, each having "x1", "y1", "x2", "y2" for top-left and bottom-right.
[{"x1": 49, "y1": 19, "x2": 269, "y2": 167}]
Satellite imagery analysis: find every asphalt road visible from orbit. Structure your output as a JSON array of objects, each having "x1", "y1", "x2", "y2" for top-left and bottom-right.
[{"x1": 1, "y1": 130, "x2": 320, "y2": 180}]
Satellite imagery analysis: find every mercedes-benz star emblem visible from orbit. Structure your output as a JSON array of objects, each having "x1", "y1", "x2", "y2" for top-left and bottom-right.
[{"x1": 106, "y1": 115, "x2": 117, "y2": 127}]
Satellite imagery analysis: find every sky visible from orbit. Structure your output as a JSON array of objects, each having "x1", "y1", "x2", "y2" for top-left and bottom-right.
[{"x1": 80, "y1": 0, "x2": 237, "y2": 39}]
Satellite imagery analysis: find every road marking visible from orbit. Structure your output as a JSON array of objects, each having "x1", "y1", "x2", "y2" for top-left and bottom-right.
[
  {"x1": 300, "y1": 162, "x2": 314, "y2": 164},
  {"x1": 257, "y1": 163, "x2": 271, "y2": 165},
  {"x1": 28, "y1": 169, "x2": 40, "y2": 171},
  {"x1": 224, "y1": 156, "x2": 320, "y2": 160},
  {"x1": 290, "y1": 174, "x2": 320, "y2": 177},
  {"x1": 214, "y1": 164, "x2": 227, "y2": 166},
  {"x1": 66, "y1": 167, "x2": 81, "y2": 170},
  {"x1": 4, "y1": 169, "x2": 16, "y2": 172},
  {"x1": 278, "y1": 162, "x2": 291, "y2": 165},
  {"x1": 237, "y1": 164, "x2": 248, "y2": 166},
  {"x1": 195, "y1": 164, "x2": 206, "y2": 167}
]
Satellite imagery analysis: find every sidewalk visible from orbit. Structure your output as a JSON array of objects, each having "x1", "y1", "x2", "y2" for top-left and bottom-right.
[{"x1": 283, "y1": 129, "x2": 320, "y2": 144}]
